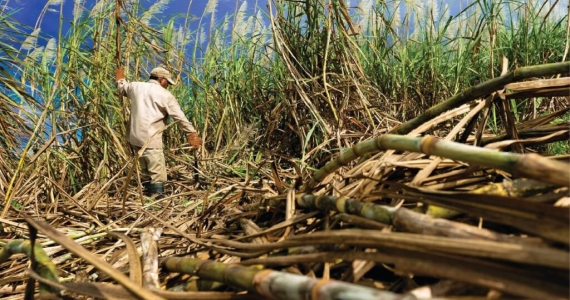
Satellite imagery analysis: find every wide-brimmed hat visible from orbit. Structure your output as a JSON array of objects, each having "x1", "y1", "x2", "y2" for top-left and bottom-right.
[{"x1": 150, "y1": 67, "x2": 176, "y2": 85}]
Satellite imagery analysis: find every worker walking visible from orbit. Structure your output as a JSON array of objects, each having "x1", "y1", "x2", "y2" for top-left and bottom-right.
[{"x1": 115, "y1": 66, "x2": 201, "y2": 198}]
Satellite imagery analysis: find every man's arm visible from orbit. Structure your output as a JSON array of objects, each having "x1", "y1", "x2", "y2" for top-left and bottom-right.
[
  {"x1": 166, "y1": 98, "x2": 197, "y2": 133},
  {"x1": 165, "y1": 96, "x2": 201, "y2": 148}
]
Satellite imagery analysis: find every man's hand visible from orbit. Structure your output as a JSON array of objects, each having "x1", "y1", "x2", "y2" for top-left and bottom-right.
[
  {"x1": 115, "y1": 66, "x2": 125, "y2": 81},
  {"x1": 188, "y1": 132, "x2": 201, "y2": 148}
]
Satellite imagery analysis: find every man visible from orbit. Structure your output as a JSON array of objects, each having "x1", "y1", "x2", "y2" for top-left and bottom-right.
[{"x1": 115, "y1": 65, "x2": 201, "y2": 198}]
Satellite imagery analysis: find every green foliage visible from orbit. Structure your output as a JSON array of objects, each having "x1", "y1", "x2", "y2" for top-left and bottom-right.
[
  {"x1": 548, "y1": 140, "x2": 570, "y2": 155},
  {"x1": 548, "y1": 114, "x2": 570, "y2": 155}
]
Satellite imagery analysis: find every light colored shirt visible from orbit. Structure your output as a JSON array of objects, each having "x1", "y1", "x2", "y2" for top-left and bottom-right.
[{"x1": 117, "y1": 79, "x2": 196, "y2": 148}]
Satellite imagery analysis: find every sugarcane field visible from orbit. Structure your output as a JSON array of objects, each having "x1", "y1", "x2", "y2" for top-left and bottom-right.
[{"x1": 0, "y1": 0, "x2": 569, "y2": 299}]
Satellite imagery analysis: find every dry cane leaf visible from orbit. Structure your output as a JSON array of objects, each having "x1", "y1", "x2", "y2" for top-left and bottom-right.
[
  {"x1": 108, "y1": 231, "x2": 143, "y2": 286},
  {"x1": 25, "y1": 218, "x2": 164, "y2": 300}
]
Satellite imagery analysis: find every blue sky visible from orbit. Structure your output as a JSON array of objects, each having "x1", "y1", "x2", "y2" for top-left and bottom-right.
[
  {"x1": 8, "y1": 0, "x2": 569, "y2": 35},
  {"x1": 6, "y1": 0, "x2": 569, "y2": 50},
  {"x1": 7, "y1": 0, "x2": 252, "y2": 40}
]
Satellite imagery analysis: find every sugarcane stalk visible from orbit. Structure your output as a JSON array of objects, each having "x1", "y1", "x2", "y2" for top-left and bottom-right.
[
  {"x1": 426, "y1": 178, "x2": 561, "y2": 219},
  {"x1": 206, "y1": 230, "x2": 567, "y2": 298},
  {"x1": 162, "y1": 257, "x2": 413, "y2": 300},
  {"x1": 390, "y1": 61, "x2": 570, "y2": 136},
  {"x1": 115, "y1": 0, "x2": 122, "y2": 68},
  {"x1": 397, "y1": 184, "x2": 569, "y2": 244},
  {"x1": 303, "y1": 185, "x2": 568, "y2": 244},
  {"x1": 0, "y1": 240, "x2": 59, "y2": 295},
  {"x1": 297, "y1": 194, "x2": 395, "y2": 224},
  {"x1": 239, "y1": 248, "x2": 566, "y2": 299},
  {"x1": 479, "y1": 124, "x2": 569, "y2": 146},
  {"x1": 282, "y1": 230, "x2": 568, "y2": 269},
  {"x1": 295, "y1": 193, "x2": 533, "y2": 244},
  {"x1": 305, "y1": 134, "x2": 569, "y2": 191}
]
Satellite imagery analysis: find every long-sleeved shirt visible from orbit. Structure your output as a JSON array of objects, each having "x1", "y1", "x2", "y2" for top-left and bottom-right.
[{"x1": 117, "y1": 79, "x2": 196, "y2": 149}]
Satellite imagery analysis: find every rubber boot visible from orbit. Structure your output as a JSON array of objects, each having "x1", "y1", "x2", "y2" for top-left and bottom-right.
[
  {"x1": 143, "y1": 182, "x2": 150, "y2": 192},
  {"x1": 145, "y1": 182, "x2": 165, "y2": 200}
]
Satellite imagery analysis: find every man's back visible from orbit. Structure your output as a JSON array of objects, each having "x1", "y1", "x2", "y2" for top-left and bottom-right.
[{"x1": 118, "y1": 79, "x2": 173, "y2": 148}]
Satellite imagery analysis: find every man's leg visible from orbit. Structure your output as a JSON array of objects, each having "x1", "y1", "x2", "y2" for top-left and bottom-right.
[
  {"x1": 132, "y1": 145, "x2": 150, "y2": 189},
  {"x1": 143, "y1": 148, "x2": 167, "y2": 198}
]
